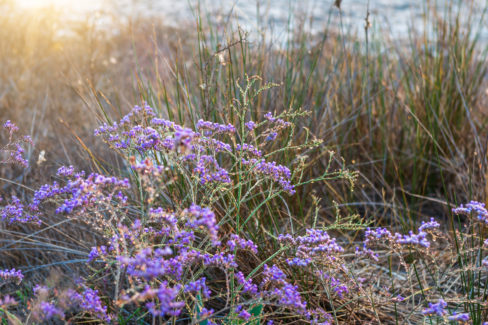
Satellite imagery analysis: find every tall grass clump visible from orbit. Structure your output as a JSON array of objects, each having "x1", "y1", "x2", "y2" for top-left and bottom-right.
[{"x1": 106, "y1": 0, "x2": 488, "y2": 226}]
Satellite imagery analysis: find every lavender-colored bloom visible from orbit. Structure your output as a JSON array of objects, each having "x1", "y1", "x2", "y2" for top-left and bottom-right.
[
  {"x1": 186, "y1": 204, "x2": 220, "y2": 244},
  {"x1": 453, "y1": 201, "x2": 488, "y2": 224},
  {"x1": 355, "y1": 245, "x2": 379, "y2": 261},
  {"x1": 174, "y1": 127, "x2": 197, "y2": 152},
  {"x1": 235, "y1": 305, "x2": 251, "y2": 320},
  {"x1": 448, "y1": 313, "x2": 470, "y2": 322},
  {"x1": 198, "y1": 138, "x2": 232, "y2": 152},
  {"x1": 3, "y1": 120, "x2": 19, "y2": 133},
  {"x1": 143, "y1": 283, "x2": 185, "y2": 317},
  {"x1": 235, "y1": 271, "x2": 258, "y2": 295},
  {"x1": 36, "y1": 302, "x2": 65, "y2": 321},
  {"x1": 0, "y1": 295, "x2": 17, "y2": 308},
  {"x1": 193, "y1": 155, "x2": 231, "y2": 185},
  {"x1": 184, "y1": 277, "x2": 211, "y2": 298},
  {"x1": 196, "y1": 119, "x2": 236, "y2": 134},
  {"x1": 264, "y1": 112, "x2": 276, "y2": 122},
  {"x1": 12, "y1": 144, "x2": 28, "y2": 167},
  {"x1": 245, "y1": 121, "x2": 256, "y2": 131},
  {"x1": 397, "y1": 231, "x2": 430, "y2": 248},
  {"x1": 236, "y1": 143, "x2": 262, "y2": 157},
  {"x1": 57, "y1": 165, "x2": 75, "y2": 177},
  {"x1": 0, "y1": 268, "x2": 23, "y2": 284},
  {"x1": 1, "y1": 195, "x2": 41, "y2": 224},
  {"x1": 422, "y1": 299, "x2": 447, "y2": 316},
  {"x1": 88, "y1": 247, "x2": 99, "y2": 262},
  {"x1": 88, "y1": 245, "x2": 108, "y2": 262},
  {"x1": 261, "y1": 264, "x2": 308, "y2": 314},
  {"x1": 394, "y1": 295, "x2": 405, "y2": 302},
  {"x1": 266, "y1": 132, "x2": 278, "y2": 141},
  {"x1": 287, "y1": 257, "x2": 312, "y2": 266},
  {"x1": 264, "y1": 113, "x2": 291, "y2": 127},
  {"x1": 418, "y1": 218, "x2": 440, "y2": 231},
  {"x1": 227, "y1": 234, "x2": 257, "y2": 253},
  {"x1": 242, "y1": 158, "x2": 295, "y2": 194},
  {"x1": 364, "y1": 225, "x2": 434, "y2": 248},
  {"x1": 151, "y1": 117, "x2": 174, "y2": 128},
  {"x1": 69, "y1": 288, "x2": 111, "y2": 322}
]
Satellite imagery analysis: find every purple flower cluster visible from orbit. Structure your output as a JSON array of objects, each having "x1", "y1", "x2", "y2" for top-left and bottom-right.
[
  {"x1": 184, "y1": 277, "x2": 211, "y2": 298},
  {"x1": 3, "y1": 120, "x2": 19, "y2": 134},
  {"x1": 235, "y1": 271, "x2": 258, "y2": 295},
  {"x1": 279, "y1": 229, "x2": 344, "y2": 266},
  {"x1": 0, "y1": 295, "x2": 17, "y2": 308},
  {"x1": 69, "y1": 288, "x2": 111, "y2": 322},
  {"x1": 448, "y1": 313, "x2": 470, "y2": 322},
  {"x1": 264, "y1": 112, "x2": 291, "y2": 127},
  {"x1": 35, "y1": 301, "x2": 65, "y2": 321},
  {"x1": 235, "y1": 305, "x2": 251, "y2": 320},
  {"x1": 196, "y1": 119, "x2": 236, "y2": 135},
  {"x1": 453, "y1": 201, "x2": 488, "y2": 224},
  {"x1": 362, "y1": 218, "x2": 439, "y2": 251},
  {"x1": 1, "y1": 120, "x2": 32, "y2": 168},
  {"x1": 0, "y1": 268, "x2": 23, "y2": 284},
  {"x1": 278, "y1": 230, "x2": 350, "y2": 301},
  {"x1": 193, "y1": 155, "x2": 231, "y2": 185},
  {"x1": 1, "y1": 168, "x2": 130, "y2": 227},
  {"x1": 1, "y1": 195, "x2": 41, "y2": 224},
  {"x1": 143, "y1": 283, "x2": 185, "y2": 317},
  {"x1": 422, "y1": 299, "x2": 447, "y2": 316},
  {"x1": 29, "y1": 285, "x2": 110, "y2": 322},
  {"x1": 57, "y1": 165, "x2": 75, "y2": 177},
  {"x1": 236, "y1": 143, "x2": 262, "y2": 157},
  {"x1": 44, "y1": 172, "x2": 130, "y2": 214},
  {"x1": 261, "y1": 264, "x2": 308, "y2": 315},
  {"x1": 186, "y1": 204, "x2": 220, "y2": 244},
  {"x1": 227, "y1": 234, "x2": 258, "y2": 253},
  {"x1": 242, "y1": 158, "x2": 295, "y2": 194},
  {"x1": 245, "y1": 120, "x2": 256, "y2": 131}
]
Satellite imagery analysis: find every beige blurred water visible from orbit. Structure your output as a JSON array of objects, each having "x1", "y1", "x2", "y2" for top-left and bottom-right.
[{"x1": 15, "y1": 0, "x2": 488, "y2": 40}]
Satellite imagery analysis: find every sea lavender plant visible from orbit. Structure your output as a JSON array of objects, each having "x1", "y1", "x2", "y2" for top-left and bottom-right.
[{"x1": 0, "y1": 120, "x2": 32, "y2": 168}]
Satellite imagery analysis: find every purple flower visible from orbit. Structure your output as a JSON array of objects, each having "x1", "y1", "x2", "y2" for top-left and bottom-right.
[
  {"x1": 235, "y1": 271, "x2": 258, "y2": 295},
  {"x1": 193, "y1": 155, "x2": 231, "y2": 185},
  {"x1": 227, "y1": 234, "x2": 257, "y2": 253},
  {"x1": 184, "y1": 277, "x2": 211, "y2": 298},
  {"x1": 196, "y1": 119, "x2": 236, "y2": 134},
  {"x1": 0, "y1": 268, "x2": 23, "y2": 284},
  {"x1": 0, "y1": 295, "x2": 17, "y2": 308},
  {"x1": 235, "y1": 305, "x2": 251, "y2": 320},
  {"x1": 186, "y1": 204, "x2": 220, "y2": 244},
  {"x1": 266, "y1": 132, "x2": 278, "y2": 141},
  {"x1": 57, "y1": 165, "x2": 75, "y2": 177},
  {"x1": 453, "y1": 201, "x2": 488, "y2": 224},
  {"x1": 418, "y1": 218, "x2": 440, "y2": 231},
  {"x1": 69, "y1": 288, "x2": 111, "y2": 322},
  {"x1": 245, "y1": 121, "x2": 256, "y2": 131},
  {"x1": 242, "y1": 158, "x2": 295, "y2": 194},
  {"x1": 174, "y1": 127, "x2": 197, "y2": 152},
  {"x1": 36, "y1": 302, "x2": 65, "y2": 321},
  {"x1": 142, "y1": 283, "x2": 185, "y2": 317},
  {"x1": 264, "y1": 112, "x2": 276, "y2": 122},
  {"x1": 3, "y1": 120, "x2": 18, "y2": 133},
  {"x1": 396, "y1": 231, "x2": 430, "y2": 248},
  {"x1": 422, "y1": 299, "x2": 447, "y2": 316},
  {"x1": 448, "y1": 313, "x2": 470, "y2": 322},
  {"x1": 236, "y1": 143, "x2": 262, "y2": 157},
  {"x1": 1, "y1": 196, "x2": 41, "y2": 224}
]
